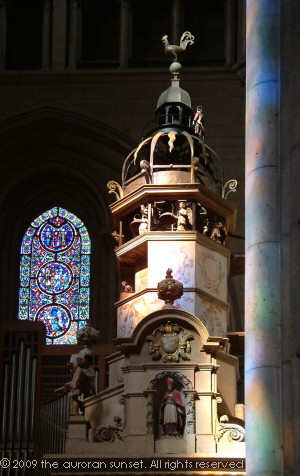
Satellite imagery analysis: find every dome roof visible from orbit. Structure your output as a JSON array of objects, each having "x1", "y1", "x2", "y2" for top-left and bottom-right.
[{"x1": 156, "y1": 78, "x2": 191, "y2": 109}]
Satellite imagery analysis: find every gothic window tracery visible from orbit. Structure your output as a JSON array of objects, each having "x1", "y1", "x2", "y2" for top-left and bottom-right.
[{"x1": 18, "y1": 207, "x2": 91, "y2": 345}]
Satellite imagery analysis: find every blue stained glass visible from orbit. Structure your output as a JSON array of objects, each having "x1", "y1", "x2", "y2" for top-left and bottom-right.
[
  {"x1": 81, "y1": 255, "x2": 90, "y2": 266},
  {"x1": 81, "y1": 276, "x2": 89, "y2": 286},
  {"x1": 31, "y1": 207, "x2": 57, "y2": 228},
  {"x1": 19, "y1": 308, "x2": 28, "y2": 319},
  {"x1": 81, "y1": 308, "x2": 89, "y2": 320},
  {"x1": 18, "y1": 207, "x2": 91, "y2": 345},
  {"x1": 20, "y1": 288, "x2": 29, "y2": 298}
]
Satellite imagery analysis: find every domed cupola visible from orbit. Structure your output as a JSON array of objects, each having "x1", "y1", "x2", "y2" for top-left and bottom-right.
[
  {"x1": 107, "y1": 32, "x2": 237, "y2": 252},
  {"x1": 155, "y1": 68, "x2": 193, "y2": 129},
  {"x1": 120, "y1": 43, "x2": 225, "y2": 197}
]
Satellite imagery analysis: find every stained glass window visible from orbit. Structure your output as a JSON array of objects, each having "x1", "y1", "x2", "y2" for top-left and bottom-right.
[{"x1": 18, "y1": 207, "x2": 91, "y2": 345}]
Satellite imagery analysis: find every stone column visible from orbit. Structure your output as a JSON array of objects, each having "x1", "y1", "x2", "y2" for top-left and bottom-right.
[
  {"x1": 120, "y1": 0, "x2": 130, "y2": 68},
  {"x1": 225, "y1": 0, "x2": 237, "y2": 66},
  {"x1": 67, "y1": 0, "x2": 78, "y2": 69},
  {"x1": 245, "y1": 1, "x2": 282, "y2": 475},
  {"x1": 237, "y1": 0, "x2": 246, "y2": 61},
  {"x1": 42, "y1": 0, "x2": 52, "y2": 69},
  {"x1": 0, "y1": 1, "x2": 6, "y2": 70},
  {"x1": 52, "y1": 0, "x2": 67, "y2": 70}
]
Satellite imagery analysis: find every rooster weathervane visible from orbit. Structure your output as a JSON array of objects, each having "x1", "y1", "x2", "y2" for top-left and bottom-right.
[{"x1": 162, "y1": 31, "x2": 195, "y2": 73}]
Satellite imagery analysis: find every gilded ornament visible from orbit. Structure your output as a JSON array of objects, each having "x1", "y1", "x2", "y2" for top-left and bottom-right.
[
  {"x1": 107, "y1": 180, "x2": 124, "y2": 201},
  {"x1": 222, "y1": 179, "x2": 238, "y2": 200}
]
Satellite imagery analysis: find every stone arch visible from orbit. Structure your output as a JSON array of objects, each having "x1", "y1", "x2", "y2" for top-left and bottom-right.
[
  {"x1": 0, "y1": 107, "x2": 134, "y2": 342},
  {"x1": 147, "y1": 370, "x2": 193, "y2": 390}
]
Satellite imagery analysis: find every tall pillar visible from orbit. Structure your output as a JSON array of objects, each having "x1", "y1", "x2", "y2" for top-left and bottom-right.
[
  {"x1": 225, "y1": 0, "x2": 237, "y2": 66},
  {"x1": 120, "y1": 0, "x2": 130, "y2": 68},
  {"x1": 42, "y1": 0, "x2": 52, "y2": 70},
  {"x1": 52, "y1": 0, "x2": 67, "y2": 70},
  {"x1": 67, "y1": 0, "x2": 78, "y2": 69},
  {"x1": 0, "y1": 0, "x2": 6, "y2": 70},
  {"x1": 245, "y1": 1, "x2": 282, "y2": 475}
]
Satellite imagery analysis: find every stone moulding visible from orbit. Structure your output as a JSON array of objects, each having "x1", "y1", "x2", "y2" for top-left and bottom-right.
[
  {"x1": 113, "y1": 307, "x2": 209, "y2": 355},
  {"x1": 109, "y1": 183, "x2": 237, "y2": 235},
  {"x1": 147, "y1": 370, "x2": 193, "y2": 390}
]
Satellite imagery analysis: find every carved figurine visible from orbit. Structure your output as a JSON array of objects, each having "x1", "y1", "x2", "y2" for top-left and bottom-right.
[
  {"x1": 77, "y1": 319, "x2": 99, "y2": 348},
  {"x1": 193, "y1": 105, "x2": 205, "y2": 139},
  {"x1": 176, "y1": 201, "x2": 192, "y2": 231},
  {"x1": 129, "y1": 204, "x2": 149, "y2": 236},
  {"x1": 66, "y1": 351, "x2": 96, "y2": 416},
  {"x1": 210, "y1": 218, "x2": 227, "y2": 244},
  {"x1": 112, "y1": 230, "x2": 124, "y2": 248},
  {"x1": 121, "y1": 281, "x2": 133, "y2": 293},
  {"x1": 202, "y1": 217, "x2": 227, "y2": 245},
  {"x1": 160, "y1": 378, "x2": 185, "y2": 436},
  {"x1": 139, "y1": 204, "x2": 148, "y2": 235}
]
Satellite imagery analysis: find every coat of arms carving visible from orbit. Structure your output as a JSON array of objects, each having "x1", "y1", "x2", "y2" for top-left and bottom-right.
[{"x1": 146, "y1": 321, "x2": 194, "y2": 362}]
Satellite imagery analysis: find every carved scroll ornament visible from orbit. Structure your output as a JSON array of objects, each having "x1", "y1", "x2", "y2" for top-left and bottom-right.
[
  {"x1": 107, "y1": 180, "x2": 124, "y2": 201},
  {"x1": 217, "y1": 415, "x2": 245, "y2": 442},
  {"x1": 95, "y1": 398, "x2": 125, "y2": 443}
]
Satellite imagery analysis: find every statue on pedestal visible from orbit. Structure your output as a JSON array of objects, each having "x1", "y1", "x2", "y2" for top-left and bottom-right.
[
  {"x1": 66, "y1": 351, "x2": 96, "y2": 416},
  {"x1": 160, "y1": 378, "x2": 185, "y2": 436}
]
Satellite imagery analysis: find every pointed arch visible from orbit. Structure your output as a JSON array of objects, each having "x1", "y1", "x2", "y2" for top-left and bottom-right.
[{"x1": 19, "y1": 207, "x2": 91, "y2": 345}]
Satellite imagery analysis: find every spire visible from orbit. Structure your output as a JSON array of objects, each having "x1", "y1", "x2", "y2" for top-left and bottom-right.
[{"x1": 156, "y1": 31, "x2": 195, "y2": 124}]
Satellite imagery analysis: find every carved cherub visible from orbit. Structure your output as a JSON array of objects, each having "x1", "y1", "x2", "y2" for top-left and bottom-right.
[
  {"x1": 65, "y1": 352, "x2": 96, "y2": 416},
  {"x1": 121, "y1": 281, "x2": 133, "y2": 292},
  {"x1": 176, "y1": 202, "x2": 192, "y2": 231},
  {"x1": 139, "y1": 204, "x2": 148, "y2": 234}
]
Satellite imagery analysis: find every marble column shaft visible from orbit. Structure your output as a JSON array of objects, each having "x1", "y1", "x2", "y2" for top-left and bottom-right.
[
  {"x1": 225, "y1": 0, "x2": 237, "y2": 66},
  {"x1": 42, "y1": 0, "x2": 52, "y2": 69},
  {"x1": 52, "y1": 0, "x2": 67, "y2": 70},
  {"x1": 245, "y1": 1, "x2": 282, "y2": 475},
  {"x1": 0, "y1": 1, "x2": 6, "y2": 70},
  {"x1": 67, "y1": 0, "x2": 78, "y2": 69},
  {"x1": 120, "y1": 0, "x2": 130, "y2": 68}
]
